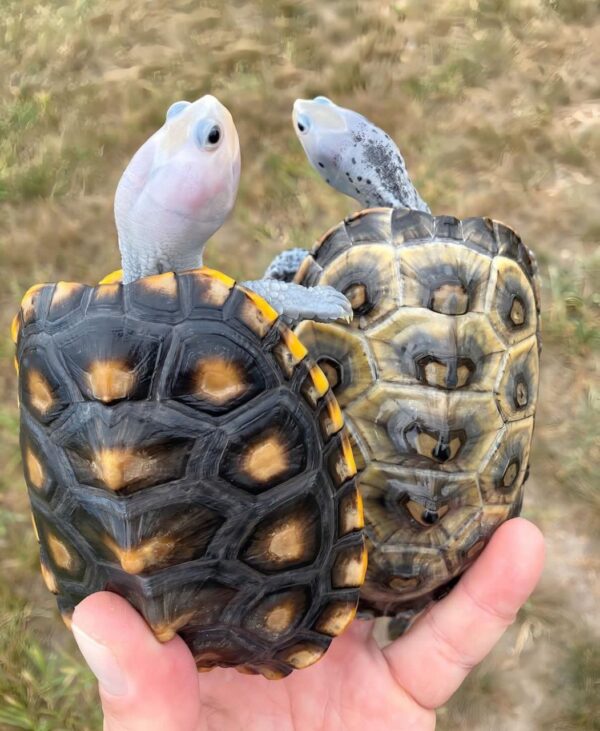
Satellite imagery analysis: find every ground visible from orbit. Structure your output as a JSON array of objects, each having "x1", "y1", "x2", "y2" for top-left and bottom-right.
[{"x1": 0, "y1": 1, "x2": 598, "y2": 729}]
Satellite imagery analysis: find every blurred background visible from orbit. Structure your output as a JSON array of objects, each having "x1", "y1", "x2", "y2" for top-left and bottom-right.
[{"x1": 0, "y1": 0, "x2": 598, "y2": 728}]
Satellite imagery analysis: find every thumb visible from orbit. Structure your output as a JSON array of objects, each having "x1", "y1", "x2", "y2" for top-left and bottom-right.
[{"x1": 71, "y1": 592, "x2": 201, "y2": 731}]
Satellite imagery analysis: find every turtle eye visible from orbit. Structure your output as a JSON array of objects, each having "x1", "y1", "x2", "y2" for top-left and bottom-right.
[
  {"x1": 207, "y1": 125, "x2": 221, "y2": 145},
  {"x1": 314, "y1": 96, "x2": 333, "y2": 105},
  {"x1": 296, "y1": 113, "x2": 310, "y2": 134},
  {"x1": 166, "y1": 100, "x2": 190, "y2": 121},
  {"x1": 195, "y1": 120, "x2": 223, "y2": 149}
]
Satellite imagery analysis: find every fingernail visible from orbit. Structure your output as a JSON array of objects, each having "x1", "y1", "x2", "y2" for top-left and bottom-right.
[{"x1": 72, "y1": 623, "x2": 128, "y2": 696}]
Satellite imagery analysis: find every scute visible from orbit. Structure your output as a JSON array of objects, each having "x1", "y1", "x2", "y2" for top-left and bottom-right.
[
  {"x1": 15, "y1": 267, "x2": 364, "y2": 676},
  {"x1": 294, "y1": 209, "x2": 541, "y2": 627},
  {"x1": 293, "y1": 321, "x2": 375, "y2": 408}
]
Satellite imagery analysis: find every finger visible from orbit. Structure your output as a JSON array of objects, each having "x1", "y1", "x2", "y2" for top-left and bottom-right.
[
  {"x1": 383, "y1": 518, "x2": 545, "y2": 709},
  {"x1": 72, "y1": 592, "x2": 201, "y2": 731}
]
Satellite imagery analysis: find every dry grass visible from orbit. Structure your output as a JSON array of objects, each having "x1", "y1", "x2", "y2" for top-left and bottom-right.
[{"x1": 0, "y1": 1, "x2": 599, "y2": 729}]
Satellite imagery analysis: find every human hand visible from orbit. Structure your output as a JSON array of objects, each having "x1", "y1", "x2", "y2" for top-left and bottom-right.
[{"x1": 71, "y1": 518, "x2": 544, "y2": 731}]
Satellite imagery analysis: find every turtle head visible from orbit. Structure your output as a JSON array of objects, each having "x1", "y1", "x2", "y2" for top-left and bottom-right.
[
  {"x1": 293, "y1": 96, "x2": 429, "y2": 213},
  {"x1": 115, "y1": 94, "x2": 241, "y2": 283}
]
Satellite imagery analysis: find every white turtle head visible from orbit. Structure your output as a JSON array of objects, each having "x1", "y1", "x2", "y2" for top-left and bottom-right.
[
  {"x1": 293, "y1": 96, "x2": 429, "y2": 213},
  {"x1": 115, "y1": 94, "x2": 241, "y2": 283}
]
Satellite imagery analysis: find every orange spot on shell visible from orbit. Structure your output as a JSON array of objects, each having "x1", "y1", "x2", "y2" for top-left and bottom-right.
[
  {"x1": 25, "y1": 447, "x2": 45, "y2": 489},
  {"x1": 47, "y1": 534, "x2": 75, "y2": 571},
  {"x1": 27, "y1": 370, "x2": 54, "y2": 415},
  {"x1": 85, "y1": 360, "x2": 136, "y2": 403},
  {"x1": 103, "y1": 534, "x2": 177, "y2": 574}
]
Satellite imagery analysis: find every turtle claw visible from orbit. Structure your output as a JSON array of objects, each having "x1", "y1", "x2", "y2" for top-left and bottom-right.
[{"x1": 306, "y1": 286, "x2": 353, "y2": 323}]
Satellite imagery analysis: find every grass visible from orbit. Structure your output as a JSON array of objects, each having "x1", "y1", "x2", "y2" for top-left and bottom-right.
[{"x1": 0, "y1": 0, "x2": 599, "y2": 729}]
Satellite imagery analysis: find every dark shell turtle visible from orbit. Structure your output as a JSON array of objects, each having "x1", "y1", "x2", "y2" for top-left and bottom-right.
[
  {"x1": 13, "y1": 267, "x2": 366, "y2": 678},
  {"x1": 294, "y1": 208, "x2": 541, "y2": 631}
]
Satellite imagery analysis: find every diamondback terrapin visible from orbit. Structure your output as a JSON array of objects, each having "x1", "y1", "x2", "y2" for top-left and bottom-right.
[
  {"x1": 14, "y1": 95, "x2": 366, "y2": 677},
  {"x1": 281, "y1": 97, "x2": 541, "y2": 632}
]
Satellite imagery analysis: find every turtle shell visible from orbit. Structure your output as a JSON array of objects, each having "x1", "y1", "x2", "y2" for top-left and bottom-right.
[
  {"x1": 13, "y1": 267, "x2": 366, "y2": 678},
  {"x1": 294, "y1": 208, "x2": 541, "y2": 628}
]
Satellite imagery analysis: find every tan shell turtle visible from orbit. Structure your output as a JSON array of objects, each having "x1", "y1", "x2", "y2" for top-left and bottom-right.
[
  {"x1": 294, "y1": 207, "x2": 541, "y2": 631},
  {"x1": 277, "y1": 96, "x2": 542, "y2": 634}
]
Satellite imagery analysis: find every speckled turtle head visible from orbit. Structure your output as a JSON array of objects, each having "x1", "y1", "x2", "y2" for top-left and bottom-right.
[
  {"x1": 115, "y1": 94, "x2": 241, "y2": 284},
  {"x1": 293, "y1": 96, "x2": 429, "y2": 213}
]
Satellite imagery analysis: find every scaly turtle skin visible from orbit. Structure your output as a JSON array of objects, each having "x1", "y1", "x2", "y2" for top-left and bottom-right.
[
  {"x1": 13, "y1": 268, "x2": 366, "y2": 678},
  {"x1": 294, "y1": 207, "x2": 541, "y2": 630}
]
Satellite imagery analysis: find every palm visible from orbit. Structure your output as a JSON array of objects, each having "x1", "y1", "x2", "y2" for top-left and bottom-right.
[
  {"x1": 194, "y1": 622, "x2": 431, "y2": 731},
  {"x1": 71, "y1": 519, "x2": 544, "y2": 731}
]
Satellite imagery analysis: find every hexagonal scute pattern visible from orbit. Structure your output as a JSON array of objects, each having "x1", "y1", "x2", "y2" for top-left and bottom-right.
[
  {"x1": 295, "y1": 209, "x2": 541, "y2": 627},
  {"x1": 15, "y1": 268, "x2": 365, "y2": 678}
]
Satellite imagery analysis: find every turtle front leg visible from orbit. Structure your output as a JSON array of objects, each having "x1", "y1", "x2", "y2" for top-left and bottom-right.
[
  {"x1": 263, "y1": 248, "x2": 309, "y2": 282},
  {"x1": 241, "y1": 279, "x2": 352, "y2": 324}
]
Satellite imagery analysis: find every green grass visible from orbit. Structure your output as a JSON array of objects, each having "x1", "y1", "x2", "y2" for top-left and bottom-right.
[
  {"x1": 0, "y1": 592, "x2": 101, "y2": 731},
  {"x1": 544, "y1": 253, "x2": 600, "y2": 352}
]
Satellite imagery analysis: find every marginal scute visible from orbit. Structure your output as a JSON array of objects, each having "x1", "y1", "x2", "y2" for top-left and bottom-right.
[
  {"x1": 276, "y1": 642, "x2": 326, "y2": 669},
  {"x1": 495, "y1": 335, "x2": 539, "y2": 421},
  {"x1": 40, "y1": 560, "x2": 59, "y2": 594},
  {"x1": 99, "y1": 270, "x2": 124, "y2": 285},
  {"x1": 140, "y1": 272, "x2": 178, "y2": 298},
  {"x1": 331, "y1": 543, "x2": 368, "y2": 588},
  {"x1": 20, "y1": 283, "x2": 48, "y2": 324},
  {"x1": 48, "y1": 282, "x2": 86, "y2": 321},
  {"x1": 11, "y1": 313, "x2": 20, "y2": 344},
  {"x1": 338, "y1": 487, "x2": 365, "y2": 535},
  {"x1": 300, "y1": 364, "x2": 330, "y2": 408},
  {"x1": 237, "y1": 286, "x2": 279, "y2": 329},
  {"x1": 329, "y1": 432, "x2": 358, "y2": 487},
  {"x1": 479, "y1": 418, "x2": 534, "y2": 504},
  {"x1": 273, "y1": 326, "x2": 308, "y2": 378},
  {"x1": 315, "y1": 600, "x2": 357, "y2": 636},
  {"x1": 233, "y1": 285, "x2": 278, "y2": 338},
  {"x1": 486, "y1": 256, "x2": 537, "y2": 344},
  {"x1": 187, "y1": 269, "x2": 232, "y2": 308},
  {"x1": 319, "y1": 393, "x2": 344, "y2": 440},
  {"x1": 92, "y1": 283, "x2": 122, "y2": 305}
]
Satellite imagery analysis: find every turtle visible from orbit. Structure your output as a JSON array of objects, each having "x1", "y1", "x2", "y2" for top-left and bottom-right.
[
  {"x1": 271, "y1": 96, "x2": 541, "y2": 634},
  {"x1": 13, "y1": 95, "x2": 367, "y2": 678}
]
